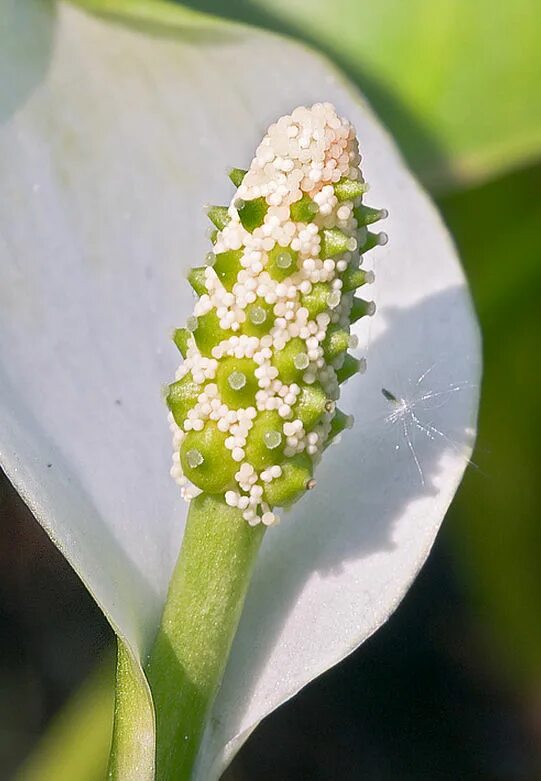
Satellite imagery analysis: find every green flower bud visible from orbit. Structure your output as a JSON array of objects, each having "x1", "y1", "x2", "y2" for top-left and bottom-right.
[
  {"x1": 262, "y1": 453, "x2": 313, "y2": 508},
  {"x1": 168, "y1": 103, "x2": 387, "y2": 525}
]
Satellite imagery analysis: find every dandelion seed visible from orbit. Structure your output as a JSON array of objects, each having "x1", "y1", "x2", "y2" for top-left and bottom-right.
[{"x1": 379, "y1": 363, "x2": 478, "y2": 486}]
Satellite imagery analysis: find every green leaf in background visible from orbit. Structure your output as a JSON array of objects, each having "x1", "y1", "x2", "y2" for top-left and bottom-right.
[
  {"x1": 440, "y1": 163, "x2": 541, "y2": 688},
  {"x1": 66, "y1": 0, "x2": 225, "y2": 29},
  {"x1": 15, "y1": 647, "x2": 154, "y2": 781},
  {"x1": 15, "y1": 655, "x2": 114, "y2": 781},
  {"x1": 172, "y1": 0, "x2": 541, "y2": 193}
]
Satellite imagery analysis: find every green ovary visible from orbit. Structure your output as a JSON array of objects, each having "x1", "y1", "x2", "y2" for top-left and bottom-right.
[
  {"x1": 266, "y1": 245, "x2": 299, "y2": 281},
  {"x1": 322, "y1": 327, "x2": 349, "y2": 362},
  {"x1": 192, "y1": 311, "x2": 230, "y2": 356},
  {"x1": 262, "y1": 453, "x2": 313, "y2": 507},
  {"x1": 300, "y1": 282, "x2": 332, "y2": 318},
  {"x1": 245, "y1": 410, "x2": 285, "y2": 470},
  {"x1": 271, "y1": 337, "x2": 310, "y2": 384},
  {"x1": 242, "y1": 299, "x2": 274, "y2": 336},
  {"x1": 213, "y1": 249, "x2": 243, "y2": 291},
  {"x1": 180, "y1": 423, "x2": 236, "y2": 493},
  {"x1": 294, "y1": 383, "x2": 327, "y2": 431},
  {"x1": 216, "y1": 357, "x2": 259, "y2": 409},
  {"x1": 290, "y1": 193, "x2": 318, "y2": 222},
  {"x1": 237, "y1": 196, "x2": 267, "y2": 232}
]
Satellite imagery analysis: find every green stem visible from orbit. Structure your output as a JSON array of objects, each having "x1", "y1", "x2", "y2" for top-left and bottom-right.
[{"x1": 145, "y1": 493, "x2": 265, "y2": 780}]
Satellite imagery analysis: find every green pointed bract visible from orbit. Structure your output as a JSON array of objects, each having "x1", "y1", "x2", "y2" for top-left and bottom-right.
[
  {"x1": 167, "y1": 374, "x2": 201, "y2": 428},
  {"x1": 354, "y1": 204, "x2": 388, "y2": 226},
  {"x1": 336, "y1": 354, "x2": 361, "y2": 384},
  {"x1": 262, "y1": 453, "x2": 313, "y2": 507},
  {"x1": 350, "y1": 297, "x2": 376, "y2": 323},
  {"x1": 322, "y1": 327, "x2": 349, "y2": 362},
  {"x1": 290, "y1": 193, "x2": 318, "y2": 222},
  {"x1": 173, "y1": 328, "x2": 191, "y2": 358},
  {"x1": 271, "y1": 337, "x2": 309, "y2": 384},
  {"x1": 188, "y1": 266, "x2": 207, "y2": 296},
  {"x1": 245, "y1": 410, "x2": 285, "y2": 470},
  {"x1": 207, "y1": 205, "x2": 231, "y2": 230},
  {"x1": 360, "y1": 230, "x2": 387, "y2": 253},
  {"x1": 320, "y1": 227, "x2": 351, "y2": 258},
  {"x1": 334, "y1": 177, "x2": 368, "y2": 202},
  {"x1": 293, "y1": 383, "x2": 327, "y2": 431},
  {"x1": 300, "y1": 282, "x2": 331, "y2": 318},
  {"x1": 213, "y1": 249, "x2": 243, "y2": 291},
  {"x1": 327, "y1": 408, "x2": 354, "y2": 445},
  {"x1": 228, "y1": 167, "x2": 247, "y2": 187},
  {"x1": 341, "y1": 265, "x2": 372, "y2": 293},
  {"x1": 237, "y1": 196, "x2": 267, "y2": 232}
]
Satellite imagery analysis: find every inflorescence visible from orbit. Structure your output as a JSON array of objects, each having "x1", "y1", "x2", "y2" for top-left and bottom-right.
[{"x1": 167, "y1": 103, "x2": 387, "y2": 526}]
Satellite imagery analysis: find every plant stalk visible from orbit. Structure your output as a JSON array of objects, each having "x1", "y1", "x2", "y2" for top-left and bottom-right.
[{"x1": 145, "y1": 493, "x2": 265, "y2": 780}]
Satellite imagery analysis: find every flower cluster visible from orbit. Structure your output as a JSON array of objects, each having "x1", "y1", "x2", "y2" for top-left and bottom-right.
[{"x1": 168, "y1": 103, "x2": 387, "y2": 526}]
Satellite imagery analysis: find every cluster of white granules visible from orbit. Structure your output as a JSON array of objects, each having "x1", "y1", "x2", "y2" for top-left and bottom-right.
[{"x1": 170, "y1": 103, "x2": 376, "y2": 527}]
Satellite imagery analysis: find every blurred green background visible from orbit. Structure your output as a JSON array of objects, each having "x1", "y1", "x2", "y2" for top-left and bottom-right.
[{"x1": 1, "y1": 1, "x2": 540, "y2": 779}]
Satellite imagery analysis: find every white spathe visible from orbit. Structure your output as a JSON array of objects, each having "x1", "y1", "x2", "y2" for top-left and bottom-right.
[{"x1": 0, "y1": 2, "x2": 481, "y2": 779}]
